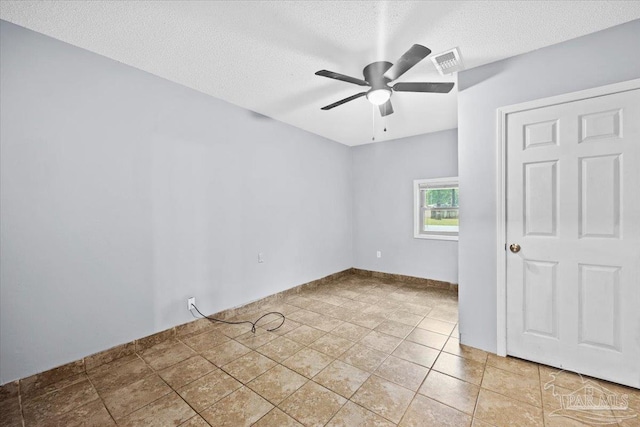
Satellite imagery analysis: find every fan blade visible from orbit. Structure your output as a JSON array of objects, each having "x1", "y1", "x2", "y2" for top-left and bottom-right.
[
  {"x1": 383, "y1": 44, "x2": 432, "y2": 81},
  {"x1": 392, "y1": 82, "x2": 455, "y2": 93},
  {"x1": 320, "y1": 92, "x2": 367, "y2": 110},
  {"x1": 315, "y1": 70, "x2": 370, "y2": 87},
  {"x1": 379, "y1": 100, "x2": 394, "y2": 117}
]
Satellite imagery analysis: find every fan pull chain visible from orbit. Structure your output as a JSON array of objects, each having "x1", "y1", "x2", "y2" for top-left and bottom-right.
[{"x1": 372, "y1": 105, "x2": 375, "y2": 141}]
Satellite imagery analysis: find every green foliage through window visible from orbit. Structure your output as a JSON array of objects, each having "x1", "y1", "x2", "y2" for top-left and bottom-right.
[
  {"x1": 424, "y1": 188, "x2": 459, "y2": 207},
  {"x1": 414, "y1": 177, "x2": 459, "y2": 240}
]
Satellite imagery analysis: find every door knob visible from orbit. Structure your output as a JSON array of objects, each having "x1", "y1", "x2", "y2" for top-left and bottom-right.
[{"x1": 510, "y1": 243, "x2": 521, "y2": 253}]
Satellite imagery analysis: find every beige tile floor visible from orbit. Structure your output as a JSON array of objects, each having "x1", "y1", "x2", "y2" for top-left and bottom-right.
[{"x1": 1, "y1": 274, "x2": 639, "y2": 426}]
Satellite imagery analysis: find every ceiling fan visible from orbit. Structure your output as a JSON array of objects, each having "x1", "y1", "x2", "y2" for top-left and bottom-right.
[{"x1": 315, "y1": 44, "x2": 454, "y2": 117}]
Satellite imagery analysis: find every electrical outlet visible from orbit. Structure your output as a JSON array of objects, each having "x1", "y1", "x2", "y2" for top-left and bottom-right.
[
  {"x1": 258, "y1": 252, "x2": 264, "y2": 263},
  {"x1": 187, "y1": 297, "x2": 195, "y2": 311},
  {"x1": 376, "y1": 251, "x2": 382, "y2": 258}
]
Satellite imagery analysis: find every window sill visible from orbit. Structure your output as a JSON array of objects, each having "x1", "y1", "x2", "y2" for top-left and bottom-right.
[{"x1": 414, "y1": 234, "x2": 458, "y2": 241}]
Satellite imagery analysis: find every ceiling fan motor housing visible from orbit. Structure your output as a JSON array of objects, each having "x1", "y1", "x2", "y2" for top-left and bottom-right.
[
  {"x1": 363, "y1": 61, "x2": 393, "y2": 89},
  {"x1": 364, "y1": 61, "x2": 393, "y2": 105}
]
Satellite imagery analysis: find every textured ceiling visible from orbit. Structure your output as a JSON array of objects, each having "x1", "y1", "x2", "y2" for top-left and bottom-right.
[{"x1": 2, "y1": 1, "x2": 640, "y2": 146}]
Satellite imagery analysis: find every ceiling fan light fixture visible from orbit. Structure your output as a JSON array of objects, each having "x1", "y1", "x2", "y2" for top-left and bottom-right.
[{"x1": 366, "y1": 88, "x2": 391, "y2": 105}]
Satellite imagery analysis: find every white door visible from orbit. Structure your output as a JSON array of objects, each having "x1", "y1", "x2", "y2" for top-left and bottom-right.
[{"x1": 506, "y1": 87, "x2": 640, "y2": 388}]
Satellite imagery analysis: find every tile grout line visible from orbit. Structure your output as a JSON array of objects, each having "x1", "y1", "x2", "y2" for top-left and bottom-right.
[
  {"x1": 400, "y1": 304, "x2": 453, "y2": 423},
  {"x1": 479, "y1": 363, "x2": 545, "y2": 411},
  {"x1": 252, "y1": 294, "x2": 403, "y2": 425},
  {"x1": 110, "y1": 349, "x2": 189, "y2": 424},
  {"x1": 306, "y1": 282, "x2": 450, "y2": 424},
  {"x1": 343, "y1": 398, "x2": 400, "y2": 425},
  {"x1": 396, "y1": 387, "x2": 422, "y2": 426},
  {"x1": 252, "y1": 283, "x2": 451, "y2": 425},
  {"x1": 84, "y1": 373, "x2": 118, "y2": 426},
  {"x1": 472, "y1": 346, "x2": 488, "y2": 424},
  {"x1": 420, "y1": 350, "x2": 487, "y2": 416},
  {"x1": 138, "y1": 345, "x2": 208, "y2": 425},
  {"x1": 320, "y1": 315, "x2": 419, "y2": 425},
  {"x1": 230, "y1": 328, "x2": 334, "y2": 426},
  {"x1": 289, "y1": 380, "x2": 348, "y2": 426},
  {"x1": 18, "y1": 378, "x2": 25, "y2": 427},
  {"x1": 537, "y1": 364, "x2": 548, "y2": 427}
]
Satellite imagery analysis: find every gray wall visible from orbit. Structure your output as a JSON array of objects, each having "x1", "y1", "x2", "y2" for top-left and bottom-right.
[
  {"x1": 457, "y1": 19, "x2": 640, "y2": 352},
  {"x1": 0, "y1": 21, "x2": 353, "y2": 384},
  {"x1": 352, "y1": 130, "x2": 458, "y2": 283}
]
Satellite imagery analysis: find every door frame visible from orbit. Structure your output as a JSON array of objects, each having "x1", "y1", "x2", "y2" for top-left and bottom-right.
[{"x1": 495, "y1": 78, "x2": 640, "y2": 357}]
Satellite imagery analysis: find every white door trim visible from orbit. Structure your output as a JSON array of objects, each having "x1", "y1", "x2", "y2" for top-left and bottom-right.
[{"x1": 495, "y1": 78, "x2": 640, "y2": 357}]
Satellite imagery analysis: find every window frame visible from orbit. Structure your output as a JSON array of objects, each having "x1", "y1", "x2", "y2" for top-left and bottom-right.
[{"x1": 413, "y1": 177, "x2": 459, "y2": 241}]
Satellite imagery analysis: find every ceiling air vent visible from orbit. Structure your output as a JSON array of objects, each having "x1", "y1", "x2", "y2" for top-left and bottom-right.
[{"x1": 431, "y1": 47, "x2": 465, "y2": 75}]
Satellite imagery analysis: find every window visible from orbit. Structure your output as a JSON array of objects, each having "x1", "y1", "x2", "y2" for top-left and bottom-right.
[{"x1": 414, "y1": 177, "x2": 459, "y2": 240}]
